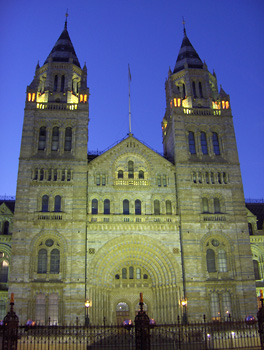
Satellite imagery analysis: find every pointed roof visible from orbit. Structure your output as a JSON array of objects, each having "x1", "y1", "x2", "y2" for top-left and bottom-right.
[
  {"x1": 44, "y1": 20, "x2": 80, "y2": 67},
  {"x1": 173, "y1": 28, "x2": 203, "y2": 74}
]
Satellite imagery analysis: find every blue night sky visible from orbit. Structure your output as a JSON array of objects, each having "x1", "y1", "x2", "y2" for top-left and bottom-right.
[{"x1": 0, "y1": 0, "x2": 263, "y2": 199}]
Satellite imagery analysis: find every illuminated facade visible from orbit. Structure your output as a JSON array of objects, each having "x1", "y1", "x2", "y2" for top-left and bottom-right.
[{"x1": 4, "y1": 22, "x2": 262, "y2": 324}]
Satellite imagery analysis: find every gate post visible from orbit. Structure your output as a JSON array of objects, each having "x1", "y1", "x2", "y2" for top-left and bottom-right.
[
  {"x1": 2, "y1": 293, "x2": 19, "y2": 350},
  {"x1": 257, "y1": 294, "x2": 264, "y2": 349},
  {"x1": 135, "y1": 293, "x2": 150, "y2": 350}
]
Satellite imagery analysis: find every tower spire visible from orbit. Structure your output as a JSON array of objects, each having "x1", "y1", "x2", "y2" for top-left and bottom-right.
[
  {"x1": 128, "y1": 64, "x2": 132, "y2": 135},
  {"x1": 65, "y1": 9, "x2": 69, "y2": 30},
  {"x1": 182, "y1": 16, "x2": 186, "y2": 36}
]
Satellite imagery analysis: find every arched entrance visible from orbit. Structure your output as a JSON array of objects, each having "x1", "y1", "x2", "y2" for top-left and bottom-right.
[{"x1": 116, "y1": 302, "x2": 129, "y2": 325}]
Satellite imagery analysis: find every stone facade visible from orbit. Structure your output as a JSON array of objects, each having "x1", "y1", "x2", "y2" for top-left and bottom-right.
[{"x1": 0, "y1": 22, "x2": 262, "y2": 325}]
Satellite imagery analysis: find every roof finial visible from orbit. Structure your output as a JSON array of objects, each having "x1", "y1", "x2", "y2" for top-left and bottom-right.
[
  {"x1": 182, "y1": 16, "x2": 186, "y2": 35},
  {"x1": 65, "y1": 9, "x2": 69, "y2": 29}
]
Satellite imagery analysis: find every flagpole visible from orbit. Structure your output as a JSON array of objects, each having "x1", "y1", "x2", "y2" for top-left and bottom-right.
[{"x1": 128, "y1": 64, "x2": 132, "y2": 135}]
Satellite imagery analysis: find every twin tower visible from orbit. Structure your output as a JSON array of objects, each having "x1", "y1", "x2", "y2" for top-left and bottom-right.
[{"x1": 10, "y1": 20, "x2": 256, "y2": 324}]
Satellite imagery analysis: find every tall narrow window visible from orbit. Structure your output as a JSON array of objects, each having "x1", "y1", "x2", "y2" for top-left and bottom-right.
[
  {"x1": 92, "y1": 199, "x2": 98, "y2": 214},
  {"x1": 192, "y1": 81, "x2": 197, "y2": 98},
  {"x1": 36, "y1": 294, "x2": 46, "y2": 325},
  {"x1": 49, "y1": 294, "x2": 59, "y2": 325},
  {"x1": 218, "y1": 249, "x2": 227, "y2": 272},
  {"x1": 129, "y1": 266, "x2": 134, "y2": 279},
  {"x1": 54, "y1": 75, "x2": 58, "y2": 91},
  {"x1": 50, "y1": 249, "x2": 60, "y2": 274},
  {"x1": 222, "y1": 292, "x2": 232, "y2": 318},
  {"x1": 64, "y1": 127, "x2": 72, "y2": 151},
  {"x1": 118, "y1": 170, "x2": 123, "y2": 179},
  {"x1": 0, "y1": 260, "x2": 9, "y2": 283},
  {"x1": 60, "y1": 75, "x2": 65, "y2": 92},
  {"x1": 122, "y1": 268, "x2": 127, "y2": 279},
  {"x1": 102, "y1": 175, "x2": 106, "y2": 186},
  {"x1": 51, "y1": 127, "x2": 59, "y2": 151},
  {"x1": 157, "y1": 175, "x2": 161, "y2": 187},
  {"x1": 166, "y1": 200, "x2": 172, "y2": 215},
  {"x1": 123, "y1": 200, "x2": 129, "y2": 215},
  {"x1": 163, "y1": 175, "x2": 167, "y2": 187},
  {"x1": 202, "y1": 198, "x2": 209, "y2": 213},
  {"x1": 54, "y1": 195, "x2": 61, "y2": 212},
  {"x1": 253, "y1": 260, "x2": 261, "y2": 280},
  {"x1": 199, "y1": 82, "x2": 203, "y2": 97},
  {"x1": 200, "y1": 132, "x2": 208, "y2": 155},
  {"x1": 37, "y1": 249, "x2": 47, "y2": 273},
  {"x1": 248, "y1": 223, "x2": 253, "y2": 235},
  {"x1": 154, "y1": 200, "x2": 160, "y2": 215},
  {"x1": 128, "y1": 161, "x2": 134, "y2": 179},
  {"x1": 182, "y1": 83, "x2": 186, "y2": 99},
  {"x1": 42, "y1": 195, "x2": 49, "y2": 212},
  {"x1": 188, "y1": 132, "x2": 196, "y2": 154},
  {"x1": 212, "y1": 132, "x2": 220, "y2": 155},
  {"x1": 38, "y1": 127, "x2": 46, "y2": 151},
  {"x1": 104, "y1": 199, "x2": 110, "y2": 214},
  {"x1": 214, "y1": 198, "x2": 220, "y2": 213},
  {"x1": 3, "y1": 221, "x2": 9, "y2": 234},
  {"x1": 210, "y1": 293, "x2": 220, "y2": 319},
  {"x1": 135, "y1": 200, "x2": 141, "y2": 215},
  {"x1": 136, "y1": 268, "x2": 141, "y2": 279},
  {"x1": 206, "y1": 249, "x2": 216, "y2": 272}
]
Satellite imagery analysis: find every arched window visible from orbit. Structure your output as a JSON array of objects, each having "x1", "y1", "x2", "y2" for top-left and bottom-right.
[
  {"x1": 253, "y1": 260, "x2": 261, "y2": 280},
  {"x1": 128, "y1": 161, "x2": 134, "y2": 179},
  {"x1": 188, "y1": 131, "x2": 196, "y2": 154},
  {"x1": 104, "y1": 199, "x2": 110, "y2": 214},
  {"x1": 38, "y1": 127, "x2": 46, "y2": 151},
  {"x1": 154, "y1": 200, "x2": 160, "y2": 215},
  {"x1": 166, "y1": 200, "x2": 172, "y2": 215},
  {"x1": 129, "y1": 266, "x2": 134, "y2": 279},
  {"x1": 136, "y1": 268, "x2": 141, "y2": 279},
  {"x1": 36, "y1": 294, "x2": 46, "y2": 325},
  {"x1": 50, "y1": 249, "x2": 60, "y2": 274},
  {"x1": 192, "y1": 81, "x2": 197, "y2": 98},
  {"x1": 135, "y1": 200, "x2": 141, "y2": 215},
  {"x1": 123, "y1": 200, "x2": 129, "y2": 215},
  {"x1": 42, "y1": 195, "x2": 49, "y2": 212},
  {"x1": 200, "y1": 132, "x2": 208, "y2": 155},
  {"x1": 210, "y1": 293, "x2": 220, "y2": 319},
  {"x1": 218, "y1": 249, "x2": 227, "y2": 272},
  {"x1": 60, "y1": 75, "x2": 65, "y2": 92},
  {"x1": 54, "y1": 75, "x2": 58, "y2": 91},
  {"x1": 40, "y1": 168, "x2": 44, "y2": 181},
  {"x1": 139, "y1": 170, "x2": 144, "y2": 179},
  {"x1": 118, "y1": 170, "x2": 123, "y2": 179},
  {"x1": 212, "y1": 132, "x2": 220, "y2": 155},
  {"x1": 0, "y1": 260, "x2": 9, "y2": 282},
  {"x1": 49, "y1": 294, "x2": 59, "y2": 325},
  {"x1": 54, "y1": 195, "x2": 61, "y2": 212},
  {"x1": 122, "y1": 268, "x2": 127, "y2": 279},
  {"x1": 202, "y1": 198, "x2": 209, "y2": 213},
  {"x1": 199, "y1": 82, "x2": 203, "y2": 97},
  {"x1": 3, "y1": 221, "x2": 9, "y2": 234},
  {"x1": 51, "y1": 127, "x2": 59, "y2": 151},
  {"x1": 206, "y1": 249, "x2": 216, "y2": 272},
  {"x1": 92, "y1": 199, "x2": 98, "y2": 214},
  {"x1": 214, "y1": 198, "x2": 220, "y2": 213},
  {"x1": 222, "y1": 292, "x2": 232, "y2": 318},
  {"x1": 64, "y1": 127, "x2": 72, "y2": 151},
  {"x1": 38, "y1": 249, "x2": 47, "y2": 273}
]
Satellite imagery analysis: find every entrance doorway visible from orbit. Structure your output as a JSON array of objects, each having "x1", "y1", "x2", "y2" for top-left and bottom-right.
[{"x1": 116, "y1": 302, "x2": 129, "y2": 325}]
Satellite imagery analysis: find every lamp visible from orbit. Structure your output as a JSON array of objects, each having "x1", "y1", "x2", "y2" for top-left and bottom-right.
[{"x1": 85, "y1": 299, "x2": 92, "y2": 326}]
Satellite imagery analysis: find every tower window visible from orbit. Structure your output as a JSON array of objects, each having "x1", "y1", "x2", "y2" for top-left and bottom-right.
[
  {"x1": 154, "y1": 200, "x2": 160, "y2": 215},
  {"x1": 51, "y1": 127, "x2": 59, "y2": 151},
  {"x1": 64, "y1": 127, "x2": 72, "y2": 151},
  {"x1": 42, "y1": 195, "x2": 49, "y2": 212},
  {"x1": 202, "y1": 198, "x2": 209, "y2": 213},
  {"x1": 182, "y1": 83, "x2": 186, "y2": 99},
  {"x1": 128, "y1": 161, "x2": 134, "y2": 179},
  {"x1": 38, "y1": 127, "x2": 46, "y2": 151},
  {"x1": 135, "y1": 200, "x2": 141, "y2": 215},
  {"x1": 92, "y1": 199, "x2": 98, "y2": 214},
  {"x1": 104, "y1": 199, "x2": 110, "y2": 214},
  {"x1": 166, "y1": 200, "x2": 172, "y2": 215},
  {"x1": 212, "y1": 132, "x2": 220, "y2": 155},
  {"x1": 253, "y1": 260, "x2": 261, "y2": 280},
  {"x1": 50, "y1": 249, "x2": 60, "y2": 274},
  {"x1": 37, "y1": 249, "x2": 47, "y2": 273},
  {"x1": 123, "y1": 200, "x2": 129, "y2": 215},
  {"x1": 3, "y1": 221, "x2": 9, "y2": 235},
  {"x1": 188, "y1": 132, "x2": 196, "y2": 154},
  {"x1": 54, "y1": 75, "x2": 58, "y2": 92},
  {"x1": 206, "y1": 249, "x2": 216, "y2": 272},
  {"x1": 122, "y1": 268, "x2": 127, "y2": 279},
  {"x1": 129, "y1": 266, "x2": 134, "y2": 279},
  {"x1": 61, "y1": 75, "x2": 65, "y2": 92},
  {"x1": 199, "y1": 82, "x2": 203, "y2": 98},
  {"x1": 248, "y1": 223, "x2": 253, "y2": 235},
  {"x1": 200, "y1": 132, "x2": 208, "y2": 155},
  {"x1": 54, "y1": 195, "x2": 61, "y2": 212},
  {"x1": 214, "y1": 198, "x2": 221, "y2": 213},
  {"x1": 192, "y1": 81, "x2": 197, "y2": 98}
]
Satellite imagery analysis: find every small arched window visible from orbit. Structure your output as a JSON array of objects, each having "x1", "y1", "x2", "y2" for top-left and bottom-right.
[
  {"x1": 214, "y1": 198, "x2": 221, "y2": 213},
  {"x1": 42, "y1": 195, "x2": 49, "y2": 212},
  {"x1": 206, "y1": 249, "x2": 216, "y2": 272},
  {"x1": 3, "y1": 221, "x2": 9, "y2": 235},
  {"x1": 122, "y1": 268, "x2": 127, "y2": 279},
  {"x1": 118, "y1": 170, "x2": 123, "y2": 179},
  {"x1": 38, "y1": 127, "x2": 46, "y2": 151},
  {"x1": 92, "y1": 199, "x2": 98, "y2": 214},
  {"x1": 64, "y1": 127, "x2": 72, "y2": 151},
  {"x1": 104, "y1": 199, "x2": 110, "y2": 214},
  {"x1": 128, "y1": 161, "x2": 134, "y2": 179},
  {"x1": 166, "y1": 200, "x2": 172, "y2": 215},
  {"x1": 54, "y1": 195, "x2": 61, "y2": 212},
  {"x1": 200, "y1": 132, "x2": 208, "y2": 155},
  {"x1": 38, "y1": 249, "x2": 47, "y2": 273},
  {"x1": 50, "y1": 249, "x2": 60, "y2": 274},
  {"x1": 123, "y1": 200, "x2": 129, "y2": 215},
  {"x1": 129, "y1": 266, "x2": 134, "y2": 279},
  {"x1": 154, "y1": 200, "x2": 160, "y2": 215},
  {"x1": 212, "y1": 132, "x2": 220, "y2": 155},
  {"x1": 202, "y1": 198, "x2": 209, "y2": 213},
  {"x1": 139, "y1": 170, "x2": 144, "y2": 179},
  {"x1": 51, "y1": 127, "x2": 59, "y2": 151},
  {"x1": 135, "y1": 200, "x2": 141, "y2": 215},
  {"x1": 188, "y1": 132, "x2": 196, "y2": 154}
]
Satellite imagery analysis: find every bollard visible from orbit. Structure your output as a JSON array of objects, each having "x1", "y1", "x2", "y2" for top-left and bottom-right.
[
  {"x1": 134, "y1": 293, "x2": 150, "y2": 350},
  {"x1": 2, "y1": 293, "x2": 19, "y2": 350}
]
